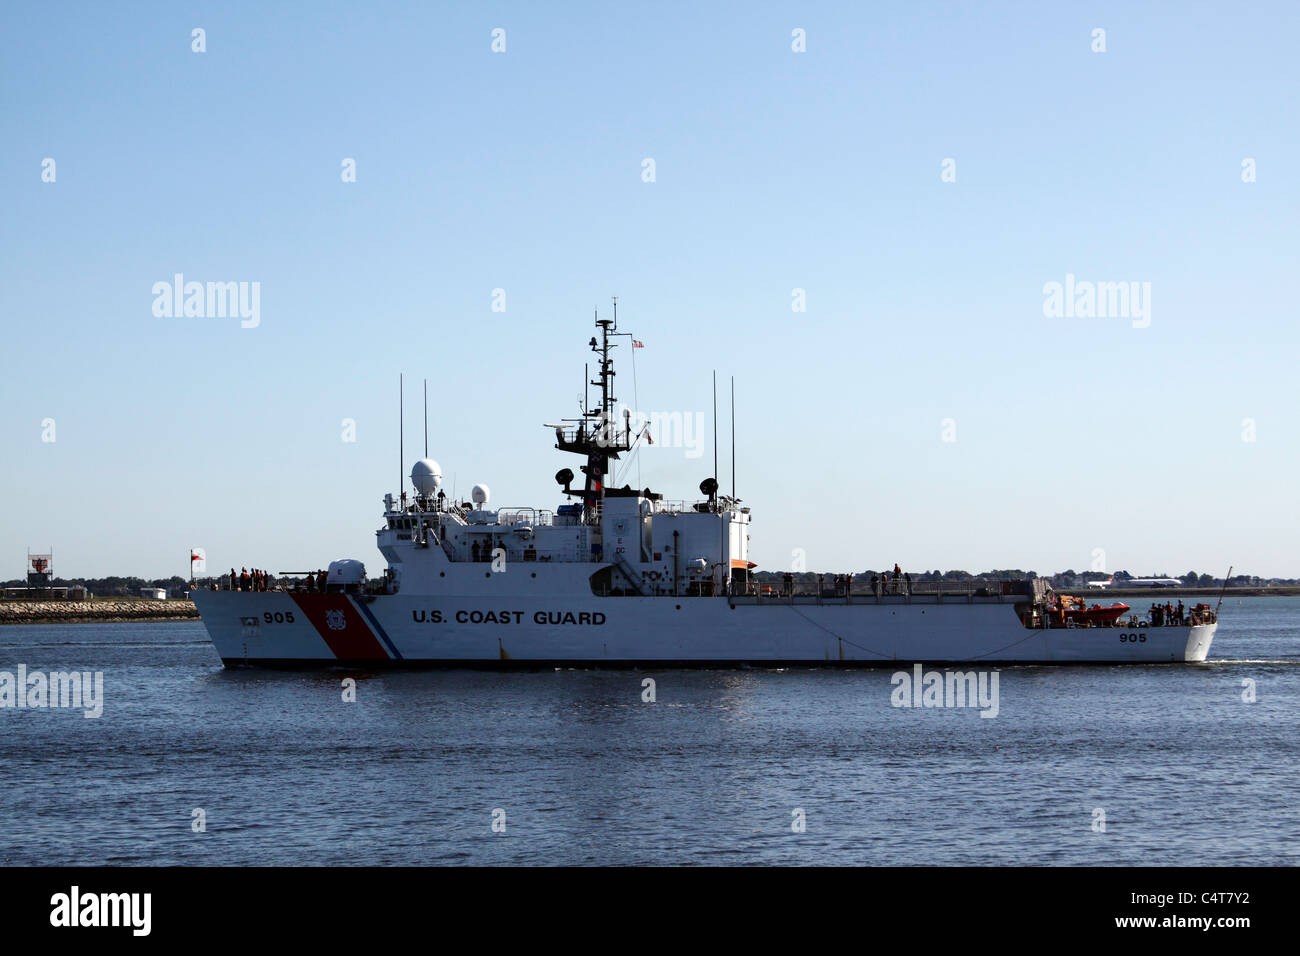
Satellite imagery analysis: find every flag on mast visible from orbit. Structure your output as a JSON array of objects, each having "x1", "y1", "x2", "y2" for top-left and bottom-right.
[
  {"x1": 190, "y1": 548, "x2": 206, "y2": 573},
  {"x1": 632, "y1": 339, "x2": 644, "y2": 348}
]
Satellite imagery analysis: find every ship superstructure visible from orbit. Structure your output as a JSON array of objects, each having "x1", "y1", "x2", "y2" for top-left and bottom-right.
[{"x1": 378, "y1": 311, "x2": 750, "y2": 604}]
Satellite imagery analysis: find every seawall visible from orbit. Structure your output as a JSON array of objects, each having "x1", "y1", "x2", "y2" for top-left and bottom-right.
[{"x1": 0, "y1": 600, "x2": 199, "y2": 625}]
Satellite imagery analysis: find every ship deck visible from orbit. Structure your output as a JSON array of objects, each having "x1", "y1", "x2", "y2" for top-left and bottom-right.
[{"x1": 732, "y1": 593, "x2": 1019, "y2": 606}]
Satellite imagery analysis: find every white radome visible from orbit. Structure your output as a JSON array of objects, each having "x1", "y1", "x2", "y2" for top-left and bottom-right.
[
  {"x1": 471, "y1": 483, "x2": 490, "y2": 506},
  {"x1": 411, "y1": 458, "x2": 442, "y2": 496}
]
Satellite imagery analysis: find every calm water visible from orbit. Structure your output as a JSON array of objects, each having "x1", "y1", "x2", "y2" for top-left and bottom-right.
[{"x1": 2, "y1": 597, "x2": 1297, "y2": 866}]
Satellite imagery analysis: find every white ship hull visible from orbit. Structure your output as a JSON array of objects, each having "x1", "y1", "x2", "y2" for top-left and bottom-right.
[{"x1": 192, "y1": 590, "x2": 1217, "y2": 667}]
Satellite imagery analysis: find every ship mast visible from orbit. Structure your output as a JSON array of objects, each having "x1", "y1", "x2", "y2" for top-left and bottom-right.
[{"x1": 553, "y1": 302, "x2": 631, "y2": 515}]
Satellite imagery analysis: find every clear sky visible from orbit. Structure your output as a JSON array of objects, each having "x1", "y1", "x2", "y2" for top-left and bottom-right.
[{"x1": 2, "y1": 1, "x2": 1297, "y2": 580}]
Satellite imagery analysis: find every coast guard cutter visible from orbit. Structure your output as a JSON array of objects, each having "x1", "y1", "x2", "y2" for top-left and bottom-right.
[{"x1": 192, "y1": 310, "x2": 1218, "y2": 667}]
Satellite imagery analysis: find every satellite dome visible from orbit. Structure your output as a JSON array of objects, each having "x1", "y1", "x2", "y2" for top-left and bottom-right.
[
  {"x1": 471, "y1": 483, "x2": 491, "y2": 506},
  {"x1": 411, "y1": 458, "x2": 442, "y2": 496}
]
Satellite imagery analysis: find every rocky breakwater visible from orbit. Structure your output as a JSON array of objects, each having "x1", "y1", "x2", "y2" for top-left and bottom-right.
[{"x1": 0, "y1": 600, "x2": 199, "y2": 625}]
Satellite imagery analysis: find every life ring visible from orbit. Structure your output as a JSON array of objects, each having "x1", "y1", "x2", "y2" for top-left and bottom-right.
[{"x1": 648, "y1": 571, "x2": 661, "y2": 581}]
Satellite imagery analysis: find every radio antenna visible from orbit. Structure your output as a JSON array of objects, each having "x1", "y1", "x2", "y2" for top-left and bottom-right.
[
  {"x1": 399, "y1": 373, "x2": 405, "y2": 500},
  {"x1": 731, "y1": 375, "x2": 736, "y2": 499},
  {"x1": 423, "y1": 378, "x2": 428, "y2": 458},
  {"x1": 712, "y1": 370, "x2": 718, "y2": 488}
]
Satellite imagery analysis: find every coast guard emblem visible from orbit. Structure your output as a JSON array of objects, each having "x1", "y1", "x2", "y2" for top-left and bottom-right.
[{"x1": 325, "y1": 609, "x2": 347, "y2": 631}]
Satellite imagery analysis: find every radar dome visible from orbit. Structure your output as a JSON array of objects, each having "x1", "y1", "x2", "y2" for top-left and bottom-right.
[
  {"x1": 471, "y1": 483, "x2": 491, "y2": 506},
  {"x1": 411, "y1": 458, "x2": 443, "y2": 496}
]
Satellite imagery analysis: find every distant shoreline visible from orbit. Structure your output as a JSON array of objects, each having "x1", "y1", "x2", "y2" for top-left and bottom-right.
[
  {"x1": 0, "y1": 600, "x2": 198, "y2": 625},
  {"x1": 1071, "y1": 587, "x2": 1300, "y2": 598}
]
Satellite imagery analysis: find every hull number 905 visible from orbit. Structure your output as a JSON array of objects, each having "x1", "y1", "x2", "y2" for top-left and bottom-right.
[
  {"x1": 263, "y1": 611, "x2": 296, "y2": 624},
  {"x1": 1119, "y1": 632, "x2": 1146, "y2": 643}
]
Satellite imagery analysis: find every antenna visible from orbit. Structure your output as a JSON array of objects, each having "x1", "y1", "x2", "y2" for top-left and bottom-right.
[
  {"x1": 712, "y1": 370, "x2": 718, "y2": 489},
  {"x1": 731, "y1": 375, "x2": 736, "y2": 499},
  {"x1": 1215, "y1": 565, "x2": 1233, "y2": 615},
  {"x1": 399, "y1": 373, "x2": 404, "y2": 500},
  {"x1": 423, "y1": 378, "x2": 428, "y2": 458}
]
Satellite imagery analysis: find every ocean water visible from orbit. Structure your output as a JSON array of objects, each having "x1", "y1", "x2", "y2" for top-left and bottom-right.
[{"x1": 1, "y1": 597, "x2": 1297, "y2": 866}]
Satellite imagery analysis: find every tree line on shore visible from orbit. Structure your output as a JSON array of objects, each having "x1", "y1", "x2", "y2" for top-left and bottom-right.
[
  {"x1": 751, "y1": 570, "x2": 1294, "y2": 589},
  {"x1": 1, "y1": 575, "x2": 192, "y2": 597}
]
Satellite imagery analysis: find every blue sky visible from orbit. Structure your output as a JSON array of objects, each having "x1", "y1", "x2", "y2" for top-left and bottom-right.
[{"x1": 2, "y1": 1, "x2": 1297, "y2": 580}]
